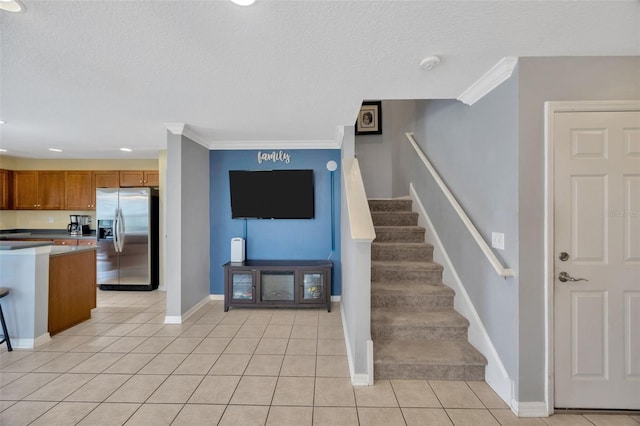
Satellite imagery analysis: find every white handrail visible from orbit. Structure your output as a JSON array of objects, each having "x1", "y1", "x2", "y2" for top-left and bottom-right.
[
  {"x1": 343, "y1": 158, "x2": 376, "y2": 242},
  {"x1": 405, "y1": 132, "x2": 515, "y2": 278}
]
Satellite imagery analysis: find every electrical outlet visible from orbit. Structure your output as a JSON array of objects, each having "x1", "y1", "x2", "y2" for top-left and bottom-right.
[
  {"x1": 48, "y1": 216, "x2": 54, "y2": 224},
  {"x1": 492, "y1": 232, "x2": 505, "y2": 250}
]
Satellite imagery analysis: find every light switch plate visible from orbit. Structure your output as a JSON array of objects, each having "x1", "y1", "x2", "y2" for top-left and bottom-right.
[
  {"x1": 48, "y1": 216, "x2": 54, "y2": 223},
  {"x1": 492, "y1": 232, "x2": 505, "y2": 250}
]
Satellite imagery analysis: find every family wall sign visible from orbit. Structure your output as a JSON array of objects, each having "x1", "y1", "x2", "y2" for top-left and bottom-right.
[{"x1": 257, "y1": 150, "x2": 291, "y2": 165}]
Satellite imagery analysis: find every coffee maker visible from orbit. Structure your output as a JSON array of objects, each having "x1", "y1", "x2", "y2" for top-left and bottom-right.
[
  {"x1": 79, "y1": 215, "x2": 92, "y2": 235},
  {"x1": 68, "y1": 215, "x2": 81, "y2": 235}
]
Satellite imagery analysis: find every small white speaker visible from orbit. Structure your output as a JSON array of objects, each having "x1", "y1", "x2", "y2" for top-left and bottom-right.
[{"x1": 230, "y1": 237, "x2": 245, "y2": 263}]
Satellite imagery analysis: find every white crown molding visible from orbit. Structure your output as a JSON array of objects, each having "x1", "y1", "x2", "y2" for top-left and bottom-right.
[
  {"x1": 209, "y1": 139, "x2": 340, "y2": 150},
  {"x1": 458, "y1": 57, "x2": 518, "y2": 106},
  {"x1": 163, "y1": 123, "x2": 213, "y2": 150},
  {"x1": 164, "y1": 123, "x2": 185, "y2": 135},
  {"x1": 165, "y1": 123, "x2": 341, "y2": 150}
]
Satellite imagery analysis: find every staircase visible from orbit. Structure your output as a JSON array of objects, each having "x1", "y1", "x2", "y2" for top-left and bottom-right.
[{"x1": 370, "y1": 198, "x2": 487, "y2": 380}]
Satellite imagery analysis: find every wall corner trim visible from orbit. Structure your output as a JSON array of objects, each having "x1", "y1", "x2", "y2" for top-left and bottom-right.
[{"x1": 457, "y1": 57, "x2": 518, "y2": 106}]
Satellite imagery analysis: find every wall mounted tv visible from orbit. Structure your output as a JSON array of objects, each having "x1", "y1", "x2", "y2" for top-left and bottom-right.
[{"x1": 229, "y1": 169, "x2": 315, "y2": 219}]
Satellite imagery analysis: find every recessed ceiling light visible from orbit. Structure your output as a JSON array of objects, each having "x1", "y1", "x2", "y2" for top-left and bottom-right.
[
  {"x1": 120, "y1": 148, "x2": 133, "y2": 152},
  {"x1": 49, "y1": 148, "x2": 62, "y2": 152},
  {"x1": 0, "y1": 149, "x2": 7, "y2": 153},
  {"x1": 0, "y1": 0, "x2": 25, "y2": 13},
  {"x1": 0, "y1": 121, "x2": 5, "y2": 124},
  {"x1": 230, "y1": 0, "x2": 256, "y2": 6}
]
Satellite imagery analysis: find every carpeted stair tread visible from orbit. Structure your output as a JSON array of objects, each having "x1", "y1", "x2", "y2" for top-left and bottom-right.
[
  {"x1": 372, "y1": 260, "x2": 443, "y2": 271},
  {"x1": 372, "y1": 242, "x2": 434, "y2": 250},
  {"x1": 374, "y1": 339, "x2": 487, "y2": 380},
  {"x1": 371, "y1": 211, "x2": 419, "y2": 226},
  {"x1": 369, "y1": 199, "x2": 413, "y2": 212},
  {"x1": 374, "y1": 339, "x2": 487, "y2": 367},
  {"x1": 371, "y1": 282, "x2": 454, "y2": 295},
  {"x1": 372, "y1": 308, "x2": 469, "y2": 328}
]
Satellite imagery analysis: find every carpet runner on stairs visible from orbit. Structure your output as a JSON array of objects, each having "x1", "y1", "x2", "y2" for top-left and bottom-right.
[{"x1": 369, "y1": 198, "x2": 487, "y2": 380}]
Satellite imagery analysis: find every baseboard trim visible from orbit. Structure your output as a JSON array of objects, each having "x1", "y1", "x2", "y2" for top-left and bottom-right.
[
  {"x1": 410, "y1": 183, "x2": 513, "y2": 406},
  {"x1": 164, "y1": 316, "x2": 182, "y2": 324},
  {"x1": 512, "y1": 401, "x2": 548, "y2": 418},
  {"x1": 330, "y1": 295, "x2": 341, "y2": 302},
  {"x1": 11, "y1": 333, "x2": 51, "y2": 349},
  {"x1": 340, "y1": 303, "x2": 374, "y2": 386},
  {"x1": 209, "y1": 294, "x2": 224, "y2": 301},
  {"x1": 164, "y1": 294, "x2": 211, "y2": 324}
]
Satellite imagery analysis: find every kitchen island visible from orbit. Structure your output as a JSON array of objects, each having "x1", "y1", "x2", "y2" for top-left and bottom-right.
[
  {"x1": 49, "y1": 245, "x2": 97, "y2": 335},
  {"x1": 0, "y1": 241, "x2": 97, "y2": 347}
]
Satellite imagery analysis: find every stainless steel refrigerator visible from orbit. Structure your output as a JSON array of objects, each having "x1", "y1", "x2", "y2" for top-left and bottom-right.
[{"x1": 96, "y1": 188, "x2": 159, "y2": 291}]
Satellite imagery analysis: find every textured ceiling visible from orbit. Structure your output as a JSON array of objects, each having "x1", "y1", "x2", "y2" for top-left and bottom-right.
[{"x1": 1, "y1": 0, "x2": 638, "y2": 159}]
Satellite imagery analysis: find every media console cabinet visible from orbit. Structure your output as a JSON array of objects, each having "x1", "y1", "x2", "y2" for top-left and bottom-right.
[{"x1": 223, "y1": 260, "x2": 332, "y2": 312}]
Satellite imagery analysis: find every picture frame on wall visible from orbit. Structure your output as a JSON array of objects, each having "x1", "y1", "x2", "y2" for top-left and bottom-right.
[{"x1": 355, "y1": 101, "x2": 382, "y2": 135}]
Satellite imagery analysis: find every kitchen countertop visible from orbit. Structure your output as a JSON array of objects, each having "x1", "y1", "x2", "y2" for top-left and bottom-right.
[
  {"x1": 50, "y1": 245, "x2": 98, "y2": 256},
  {"x1": 0, "y1": 241, "x2": 54, "y2": 250},
  {"x1": 0, "y1": 231, "x2": 96, "y2": 241}
]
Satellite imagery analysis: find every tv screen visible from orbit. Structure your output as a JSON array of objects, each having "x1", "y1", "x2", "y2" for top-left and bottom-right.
[{"x1": 229, "y1": 169, "x2": 315, "y2": 219}]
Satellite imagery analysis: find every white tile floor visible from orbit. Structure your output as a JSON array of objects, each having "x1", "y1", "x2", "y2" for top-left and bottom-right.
[{"x1": 0, "y1": 290, "x2": 638, "y2": 425}]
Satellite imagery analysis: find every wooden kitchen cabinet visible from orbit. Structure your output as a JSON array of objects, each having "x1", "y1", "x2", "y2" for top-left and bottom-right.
[
  {"x1": 120, "y1": 170, "x2": 159, "y2": 187},
  {"x1": 65, "y1": 171, "x2": 95, "y2": 210},
  {"x1": 13, "y1": 170, "x2": 38, "y2": 209},
  {"x1": 0, "y1": 169, "x2": 13, "y2": 210},
  {"x1": 13, "y1": 171, "x2": 65, "y2": 210},
  {"x1": 143, "y1": 171, "x2": 159, "y2": 186},
  {"x1": 94, "y1": 171, "x2": 120, "y2": 188}
]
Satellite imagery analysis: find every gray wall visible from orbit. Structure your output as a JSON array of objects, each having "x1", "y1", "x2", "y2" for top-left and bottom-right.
[
  {"x1": 405, "y1": 72, "x2": 521, "y2": 395},
  {"x1": 517, "y1": 56, "x2": 640, "y2": 402},
  {"x1": 179, "y1": 136, "x2": 211, "y2": 312},
  {"x1": 356, "y1": 100, "x2": 416, "y2": 199},
  {"x1": 165, "y1": 132, "x2": 211, "y2": 319}
]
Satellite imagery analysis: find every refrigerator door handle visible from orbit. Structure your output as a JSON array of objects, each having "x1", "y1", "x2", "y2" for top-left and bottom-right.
[
  {"x1": 113, "y1": 208, "x2": 120, "y2": 253},
  {"x1": 117, "y1": 208, "x2": 126, "y2": 252}
]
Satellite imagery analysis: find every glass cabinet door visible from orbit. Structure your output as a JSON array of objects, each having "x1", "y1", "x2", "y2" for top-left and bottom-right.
[
  {"x1": 230, "y1": 271, "x2": 255, "y2": 303},
  {"x1": 301, "y1": 272, "x2": 325, "y2": 303}
]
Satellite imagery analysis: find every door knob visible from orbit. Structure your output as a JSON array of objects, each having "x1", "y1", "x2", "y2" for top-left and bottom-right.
[
  {"x1": 559, "y1": 252, "x2": 570, "y2": 261},
  {"x1": 558, "y1": 272, "x2": 589, "y2": 283}
]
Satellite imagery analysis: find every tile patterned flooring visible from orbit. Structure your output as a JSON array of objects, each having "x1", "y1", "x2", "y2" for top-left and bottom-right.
[{"x1": 0, "y1": 290, "x2": 638, "y2": 425}]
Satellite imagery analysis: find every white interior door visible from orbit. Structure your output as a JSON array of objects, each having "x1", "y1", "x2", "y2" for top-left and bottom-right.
[{"x1": 554, "y1": 109, "x2": 640, "y2": 409}]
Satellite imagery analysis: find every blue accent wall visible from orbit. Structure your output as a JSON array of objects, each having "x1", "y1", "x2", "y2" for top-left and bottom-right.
[{"x1": 210, "y1": 149, "x2": 341, "y2": 295}]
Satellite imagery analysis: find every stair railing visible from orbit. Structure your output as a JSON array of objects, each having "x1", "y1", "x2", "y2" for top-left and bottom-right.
[
  {"x1": 405, "y1": 132, "x2": 515, "y2": 278},
  {"x1": 340, "y1": 157, "x2": 375, "y2": 385}
]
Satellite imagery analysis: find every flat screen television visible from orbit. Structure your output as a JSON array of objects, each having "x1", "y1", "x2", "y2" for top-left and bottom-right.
[{"x1": 229, "y1": 169, "x2": 315, "y2": 219}]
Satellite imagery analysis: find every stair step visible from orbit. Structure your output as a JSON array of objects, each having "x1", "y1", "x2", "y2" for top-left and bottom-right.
[
  {"x1": 372, "y1": 260, "x2": 443, "y2": 283},
  {"x1": 374, "y1": 339, "x2": 487, "y2": 380},
  {"x1": 371, "y1": 211, "x2": 418, "y2": 226},
  {"x1": 372, "y1": 242, "x2": 433, "y2": 262},
  {"x1": 374, "y1": 226, "x2": 425, "y2": 243},
  {"x1": 371, "y1": 282, "x2": 454, "y2": 309},
  {"x1": 369, "y1": 199, "x2": 412, "y2": 212},
  {"x1": 371, "y1": 309, "x2": 469, "y2": 341}
]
